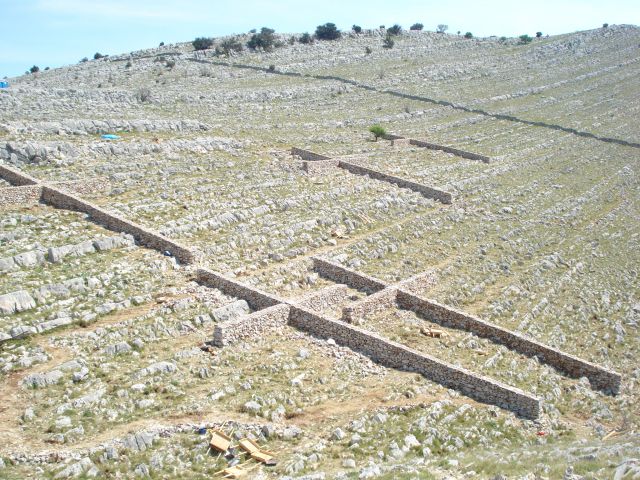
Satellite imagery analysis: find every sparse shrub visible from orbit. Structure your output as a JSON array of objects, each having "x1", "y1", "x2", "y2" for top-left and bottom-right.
[
  {"x1": 457, "y1": 30, "x2": 461, "y2": 35},
  {"x1": 125, "y1": 60, "x2": 132, "y2": 68},
  {"x1": 80, "y1": 57, "x2": 89, "y2": 63},
  {"x1": 165, "y1": 58, "x2": 176, "y2": 69},
  {"x1": 387, "y1": 24, "x2": 402, "y2": 36},
  {"x1": 249, "y1": 28, "x2": 257, "y2": 33},
  {"x1": 135, "y1": 87, "x2": 151, "y2": 103},
  {"x1": 411, "y1": 23, "x2": 425, "y2": 31},
  {"x1": 94, "y1": 52, "x2": 105, "y2": 60},
  {"x1": 199, "y1": 66, "x2": 214, "y2": 77},
  {"x1": 315, "y1": 22, "x2": 341, "y2": 40},
  {"x1": 382, "y1": 34, "x2": 395, "y2": 49},
  {"x1": 380, "y1": 25, "x2": 385, "y2": 29},
  {"x1": 216, "y1": 37, "x2": 244, "y2": 56},
  {"x1": 519, "y1": 34, "x2": 533, "y2": 44},
  {"x1": 499, "y1": 36, "x2": 507, "y2": 42},
  {"x1": 299, "y1": 32, "x2": 313, "y2": 44},
  {"x1": 365, "y1": 46, "x2": 372, "y2": 55},
  {"x1": 352, "y1": 25, "x2": 362, "y2": 34},
  {"x1": 268, "y1": 64, "x2": 276, "y2": 72},
  {"x1": 602, "y1": 23, "x2": 609, "y2": 28},
  {"x1": 159, "y1": 41, "x2": 165, "y2": 46},
  {"x1": 247, "y1": 27, "x2": 276, "y2": 51},
  {"x1": 44, "y1": 66, "x2": 50, "y2": 70},
  {"x1": 536, "y1": 31, "x2": 543, "y2": 38},
  {"x1": 369, "y1": 125, "x2": 386, "y2": 141},
  {"x1": 436, "y1": 24, "x2": 448, "y2": 33},
  {"x1": 192, "y1": 37, "x2": 214, "y2": 51},
  {"x1": 288, "y1": 36, "x2": 296, "y2": 45},
  {"x1": 464, "y1": 32, "x2": 473, "y2": 39},
  {"x1": 30, "y1": 65, "x2": 40, "y2": 74}
]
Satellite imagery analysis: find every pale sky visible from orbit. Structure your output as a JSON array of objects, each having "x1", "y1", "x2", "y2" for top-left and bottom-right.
[{"x1": 2, "y1": 0, "x2": 639, "y2": 78}]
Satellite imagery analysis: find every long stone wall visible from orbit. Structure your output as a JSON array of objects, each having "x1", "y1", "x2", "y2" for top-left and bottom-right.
[
  {"x1": 213, "y1": 303, "x2": 291, "y2": 347},
  {"x1": 196, "y1": 268, "x2": 284, "y2": 311},
  {"x1": 0, "y1": 163, "x2": 40, "y2": 186},
  {"x1": 0, "y1": 185, "x2": 43, "y2": 205},
  {"x1": 290, "y1": 147, "x2": 332, "y2": 161},
  {"x1": 338, "y1": 160, "x2": 453, "y2": 204},
  {"x1": 408, "y1": 139, "x2": 491, "y2": 163},
  {"x1": 396, "y1": 290, "x2": 621, "y2": 394},
  {"x1": 40, "y1": 185, "x2": 195, "y2": 264},
  {"x1": 288, "y1": 305, "x2": 541, "y2": 419},
  {"x1": 312, "y1": 257, "x2": 388, "y2": 293}
]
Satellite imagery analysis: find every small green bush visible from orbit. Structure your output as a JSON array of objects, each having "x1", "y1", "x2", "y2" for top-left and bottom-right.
[
  {"x1": 387, "y1": 24, "x2": 402, "y2": 35},
  {"x1": 94, "y1": 52, "x2": 105, "y2": 60},
  {"x1": 369, "y1": 125, "x2": 386, "y2": 140},
  {"x1": 536, "y1": 31, "x2": 543, "y2": 38},
  {"x1": 192, "y1": 37, "x2": 214, "y2": 51},
  {"x1": 436, "y1": 24, "x2": 447, "y2": 33},
  {"x1": 268, "y1": 64, "x2": 276, "y2": 72},
  {"x1": 29, "y1": 65, "x2": 40, "y2": 74},
  {"x1": 464, "y1": 32, "x2": 473, "y2": 39},
  {"x1": 365, "y1": 46, "x2": 372, "y2": 55},
  {"x1": 159, "y1": 41, "x2": 165, "y2": 46},
  {"x1": 411, "y1": 23, "x2": 425, "y2": 31},
  {"x1": 247, "y1": 27, "x2": 276, "y2": 51},
  {"x1": 80, "y1": 57, "x2": 89, "y2": 63},
  {"x1": 299, "y1": 32, "x2": 313, "y2": 44},
  {"x1": 602, "y1": 23, "x2": 609, "y2": 28},
  {"x1": 315, "y1": 22, "x2": 341, "y2": 40},
  {"x1": 382, "y1": 35, "x2": 394, "y2": 49},
  {"x1": 353, "y1": 25, "x2": 362, "y2": 34},
  {"x1": 519, "y1": 34, "x2": 533, "y2": 44}
]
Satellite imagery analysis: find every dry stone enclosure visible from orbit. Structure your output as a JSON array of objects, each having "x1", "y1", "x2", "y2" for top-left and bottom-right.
[{"x1": 1, "y1": 24, "x2": 638, "y2": 480}]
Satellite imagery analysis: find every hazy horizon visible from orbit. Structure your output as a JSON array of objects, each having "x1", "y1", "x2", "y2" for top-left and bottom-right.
[{"x1": 2, "y1": 0, "x2": 639, "y2": 79}]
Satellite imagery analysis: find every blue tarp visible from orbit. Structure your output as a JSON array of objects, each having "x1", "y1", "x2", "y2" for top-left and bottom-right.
[
  {"x1": 101, "y1": 134, "x2": 120, "y2": 140},
  {"x1": 0, "y1": 81, "x2": 9, "y2": 88}
]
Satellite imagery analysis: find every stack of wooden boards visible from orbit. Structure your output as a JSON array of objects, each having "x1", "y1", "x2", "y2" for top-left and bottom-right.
[{"x1": 208, "y1": 428, "x2": 278, "y2": 478}]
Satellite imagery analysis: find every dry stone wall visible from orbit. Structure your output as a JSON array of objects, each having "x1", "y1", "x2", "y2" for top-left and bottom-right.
[
  {"x1": 396, "y1": 270, "x2": 437, "y2": 294},
  {"x1": 408, "y1": 138, "x2": 491, "y2": 163},
  {"x1": 289, "y1": 146, "x2": 453, "y2": 204},
  {"x1": 338, "y1": 160, "x2": 453, "y2": 204},
  {"x1": 196, "y1": 268, "x2": 284, "y2": 310},
  {"x1": 290, "y1": 147, "x2": 332, "y2": 161},
  {"x1": 0, "y1": 163, "x2": 40, "y2": 186},
  {"x1": 342, "y1": 287, "x2": 398, "y2": 324},
  {"x1": 302, "y1": 159, "x2": 340, "y2": 174},
  {"x1": 396, "y1": 290, "x2": 621, "y2": 394},
  {"x1": 295, "y1": 284, "x2": 349, "y2": 312},
  {"x1": 40, "y1": 186, "x2": 195, "y2": 264},
  {"x1": 0, "y1": 185, "x2": 43, "y2": 205},
  {"x1": 312, "y1": 257, "x2": 388, "y2": 293},
  {"x1": 288, "y1": 304, "x2": 541, "y2": 419},
  {"x1": 213, "y1": 304, "x2": 291, "y2": 347},
  {"x1": 52, "y1": 178, "x2": 109, "y2": 196}
]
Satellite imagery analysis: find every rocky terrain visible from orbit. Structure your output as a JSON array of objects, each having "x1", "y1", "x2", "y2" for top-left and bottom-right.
[{"x1": 0, "y1": 25, "x2": 639, "y2": 479}]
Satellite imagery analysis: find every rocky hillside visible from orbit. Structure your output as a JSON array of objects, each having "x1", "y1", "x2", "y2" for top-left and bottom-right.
[{"x1": 0, "y1": 25, "x2": 639, "y2": 479}]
